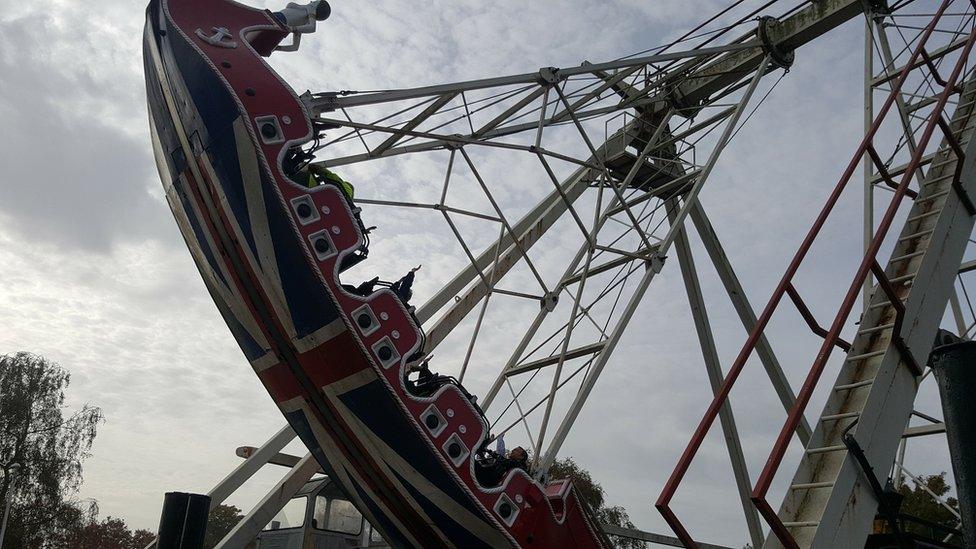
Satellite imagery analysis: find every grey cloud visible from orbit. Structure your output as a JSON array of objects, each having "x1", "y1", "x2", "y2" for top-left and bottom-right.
[
  {"x1": 0, "y1": 0, "x2": 963, "y2": 543},
  {"x1": 0, "y1": 14, "x2": 173, "y2": 254}
]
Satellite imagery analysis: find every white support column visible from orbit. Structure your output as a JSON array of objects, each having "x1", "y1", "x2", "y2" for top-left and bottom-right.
[
  {"x1": 689, "y1": 204, "x2": 813, "y2": 446},
  {"x1": 538, "y1": 58, "x2": 772, "y2": 473},
  {"x1": 311, "y1": 43, "x2": 760, "y2": 112},
  {"x1": 669, "y1": 199, "x2": 764, "y2": 549},
  {"x1": 480, "y1": 112, "x2": 676, "y2": 411},
  {"x1": 892, "y1": 438, "x2": 907, "y2": 489},
  {"x1": 873, "y1": 13, "x2": 973, "y2": 340},
  {"x1": 207, "y1": 425, "x2": 296, "y2": 509},
  {"x1": 215, "y1": 453, "x2": 320, "y2": 549},
  {"x1": 537, "y1": 254, "x2": 660, "y2": 474},
  {"x1": 864, "y1": 14, "x2": 876, "y2": 310}
]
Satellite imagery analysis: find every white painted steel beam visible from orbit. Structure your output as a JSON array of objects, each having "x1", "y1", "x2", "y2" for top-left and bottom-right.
[
  {"x1": 208, "y1": 425, "x2": 296, "y2": 509},
  {"x1": 601, "y1": 523, "x2": 735, "y2": 549},
  {"x1": 690, "y1": 204, "x2": 813, "y2": 446},
  {"x1": 310, "y1": 43, "x2": 759, "y2": 112},
  {"x1": 142, "y1": 425, "x2": 297, "y2": 549},
  {"x1": 214, "y1": 453, "x2": 320, "y2": 549},
  {"x1": 539, "y1": 60, "x2": 771, "y2": 473},
  {"x1": 670, "y1": 200, "x2": 764, "y2": 549}
]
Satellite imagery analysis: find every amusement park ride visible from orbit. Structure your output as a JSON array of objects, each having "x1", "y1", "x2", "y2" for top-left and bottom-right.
[{"x1": 143, "y1": 0, "x2": 976, "y2": 547}]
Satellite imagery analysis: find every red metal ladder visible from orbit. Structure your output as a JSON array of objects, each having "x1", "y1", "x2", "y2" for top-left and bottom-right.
[{"x1": 656, "y1": 1, "x2": 976, "y2": 547}]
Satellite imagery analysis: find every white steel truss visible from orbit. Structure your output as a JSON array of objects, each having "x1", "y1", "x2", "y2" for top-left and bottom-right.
[
  {"x1": 165, "y1": 1, "x2": 976, "y2": 548},
  {"x1": 295, "y1": 2, "x2": 879, "y2": 547}
]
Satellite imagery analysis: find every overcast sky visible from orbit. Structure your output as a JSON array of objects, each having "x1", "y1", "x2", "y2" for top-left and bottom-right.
[{"x1": 0, "y1": 0, "x2": 966, "y2": 546}]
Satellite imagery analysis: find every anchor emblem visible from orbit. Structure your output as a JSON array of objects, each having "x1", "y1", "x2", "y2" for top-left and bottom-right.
[{"x1": 195, "y1": 26, "x2": 238, "y2": 49}]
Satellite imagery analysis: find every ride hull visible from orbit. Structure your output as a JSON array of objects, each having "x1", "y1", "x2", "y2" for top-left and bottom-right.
[{"x1": 143, "y1": 1, "x2": 610, "y2": 547}]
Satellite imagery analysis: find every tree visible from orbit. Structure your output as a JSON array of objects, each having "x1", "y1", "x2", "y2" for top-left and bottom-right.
[
  {"x1": 59, "y1": 515, "x2": 156, "y2": 549},
  {"x1": 549, "y1": 457, "x2": 645, "y2": 549},
  {"x1": 132, "y1": 529, "x2": 156, "y2": 547},
  {"x1": 0, "y1": 352, "x2": 103, "y2": 547},
  {"x1": 897, "y1": 472, "x2": 962, "y2": 543},
  {"x1": 205, "y1": 504, "x2": 244, "y2": 548},
  {"x1": 63, "y1": 517, "x2": 136, "y2": 549}
]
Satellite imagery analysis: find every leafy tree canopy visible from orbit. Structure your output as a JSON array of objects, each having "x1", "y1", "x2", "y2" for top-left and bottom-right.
[
  {"x1": 205, "y1": 504, "x2": 245, "y2": 548},
  {"x1": 58, "y1": 516, "x2": 154, "y2": 549},
  {"x1": 549, "y1": 457, "x2": 645, "y2": 549},
  {"x1": 897, "y1": 472, "x2": 962, "y2": 543},
  {"x1": 0, "y1": 352, "x2": 103, "y2": 547}
]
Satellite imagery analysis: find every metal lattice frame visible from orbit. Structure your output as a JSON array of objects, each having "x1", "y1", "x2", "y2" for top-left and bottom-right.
[
  {"x1": 296, "y1": 2, "x2": 875, "y2": 547},
  {"x1": 169, "y1": 1, "x2": 976, "y2": 547}
]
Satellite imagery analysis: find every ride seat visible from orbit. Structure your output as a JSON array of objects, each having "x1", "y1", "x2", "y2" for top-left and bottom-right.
[{"x1": 545, "y1": 479, "x2": 572, "y2": 521}]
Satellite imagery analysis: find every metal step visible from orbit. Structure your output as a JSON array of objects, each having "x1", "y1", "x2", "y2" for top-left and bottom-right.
[
  {"x1": 856, "y1": 322, "x2": 895, "y2": 336},
  {"x1": 820, "y1": 412, "x2": 860, "y2": 422},
  {"x1": 915, "y1": 189, "x2": 951, "y2": 204},
  {"x1": 791, "y1": 482, "x2": 835, "y2": 491},
  {"x1": 921, "y1": 171, "x2": 957, "y2": 187},
  {"x1": 805, "y1": 445, "x2": 847, "y2": 455},
  {"x1": 897, "y1": 228, "x2": 935, "y2": 243},
  {"x1": 783, "y1": 522, "x2": 820, "y2": 529},
  {"x1": 846, "y1": 349, "x2": 885, "y2": 362},
  {"x1": 868, "y1": 297, "x2": 905, "y2": 310},
  {"x1": 906, "y1": 209, "x2": 943, "y2": 223},
  {"x1": 889, "y1": 250, "x2": 925, "y2": 263},
  {"x1": 887, "y1": 271, "x2": 918, "y2": 284},
  {"x1": 765, "y1": 77, "x2": 976, "y2": 548},
  {"x1": 834, "y1": 379, "x2": 874, "y2": 391}
]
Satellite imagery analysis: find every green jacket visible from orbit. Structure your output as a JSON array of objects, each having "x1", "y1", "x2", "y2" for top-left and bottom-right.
[{"x1": 309, "y1": 165, "x2": 355, "y2": 198}]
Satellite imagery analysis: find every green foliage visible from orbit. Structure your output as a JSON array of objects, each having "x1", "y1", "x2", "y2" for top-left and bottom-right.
[
  {"x1": 897, "y1": 472, "x2": 962, "y2": 543},
  {"x1": 0, "y1": 352, "x2": 103, "y2": 547},
  {"x1": 549, "y1": 457, "x2": 645, "y2": 549},
  {"x1": 205, "y1": 504, "x2": 245, "y2": 548},
  {"x1": 549, "y1": 458, "x2": 605, "y2": 510},
  {"x1": 58, "y1": 516, "x2": 154, "y2": 549},
  {"x1": 131, "y1": 529, "x2": 156, "y2": 547}
]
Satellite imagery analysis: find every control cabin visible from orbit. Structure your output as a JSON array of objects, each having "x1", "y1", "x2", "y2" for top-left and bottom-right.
[{"x1": 257, "y1": 477, "x2": 390, "y2": 549}]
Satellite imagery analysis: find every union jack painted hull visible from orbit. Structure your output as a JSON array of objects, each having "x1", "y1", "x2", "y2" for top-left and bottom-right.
[{"x1": 142, "y1": 1, "x2": 612, "y2": 547}]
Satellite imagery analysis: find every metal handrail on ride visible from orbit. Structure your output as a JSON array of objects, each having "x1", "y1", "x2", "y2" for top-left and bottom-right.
[{"x1": 655, "y1": 1, "x2": 976, "y2": 547}]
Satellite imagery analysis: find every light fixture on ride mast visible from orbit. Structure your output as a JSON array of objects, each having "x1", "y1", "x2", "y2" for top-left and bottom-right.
[{"x1": 274, "y1": 0, "x2": 331, "y2": 52}]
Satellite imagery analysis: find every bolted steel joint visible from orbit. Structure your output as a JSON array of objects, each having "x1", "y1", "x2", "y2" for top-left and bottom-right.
[
  {"x1": 648, "y1": 253, "x2": 667, "y2": 274},
  {"x1": 443, "y1": 135, "x2": 466, "y2": 151},
  {"x1": 538, "y1": 67, "x2": 561, "y2": 87},
  {"x1": 667, "y1": 84, "x2": 705, "y2": 118},
  {"x1": 758, "y1": 16, "x2": 795, "y2": 70},
  {"x1": 865, "y1": 0, "x2": 891, "y2": 16},
  {"x1": 541, "y1": 292, "x2": 559, "y2": 312}
]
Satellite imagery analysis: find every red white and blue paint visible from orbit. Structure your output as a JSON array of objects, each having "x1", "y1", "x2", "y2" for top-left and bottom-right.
[{"x1": 143, "y1": 1, "x2": 612, "y2": 547}]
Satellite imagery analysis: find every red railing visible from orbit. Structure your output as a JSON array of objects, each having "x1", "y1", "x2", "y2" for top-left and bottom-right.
[{"x1": 656, "y1": 2, "x2": 976, "y2": 546}]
